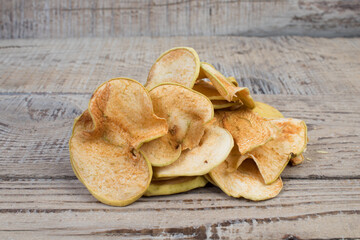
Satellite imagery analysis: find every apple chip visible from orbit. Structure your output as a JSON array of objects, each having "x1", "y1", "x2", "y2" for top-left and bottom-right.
[
  {"x1": 222, "y1": 108, "x2": 276, "y2": 154},
  {"x1": 88, "y1": 78, "x2": 168, "y2": 149},
  {"x1": 70, "y1": 78, "x2": 168, "y2": 206},
  {"x1": 252, "y1": 101, "x2": 284, "y2": 119},
  {"x1": 200, "y1": 62, "x2": 255, "y2": 108},
  {"x1": 144, "y1": 176, "x2": 208, "y2": 196},
  {"x1": 154, "y1": 125, "x2": 234, "y2": 178},
  {"x1": 290, "y1": 153, "x2": 305, "y2": 166},
  {"x1": 210, "y1": 156, "x2": 283, "y2": 201},
  {"x1": 248, "y1": 118, "x2": 308, "y2": 184},
  {"x1": 204, "y1": 174, "x2": 218, "y2": 186},
  {"x1": 145, "y1": 47, "x2": 200, "y2": 90},
  {"x1": 193, "y1": 79, "x2": 225, "y2": 100},
  {"x1": 212, "y1": 100, "x2": 242, "y2": 110},
  {"x1": 140, "y1": 83, "x2": 213, "y2": 166}
]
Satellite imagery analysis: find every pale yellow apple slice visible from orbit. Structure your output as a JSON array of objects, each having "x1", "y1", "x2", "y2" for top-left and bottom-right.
[
  {"x1": 145, "y1": 47, "x2": 200, "y2": 90},
  {"x1": 200, "y1": 62, "x2": 255, "y2": 108},
  {"x1": 210, "y1": 155, "x2": 283, "y2": 201},
  {"x1": 222, "y1": 108, "x2": 276, "y2": 154},
  {"x1": 248, "y1": 118, "x2": 308, "y2": 184},
  {"x1": 144, "y1": 176, "x2": 208, "y2": 196},
  {"x1": 252, "y1": 101, "x2": 284, "y2": 119},
  {"x1": 140, "y1": 83, "x2": 214, "y2": 167},
  {"x1": 193, "y1": 79, "x2": 225, "y2": 100},
  {"x1": 212, "y1": 100, "x2": 242, "y2": 110},
  {"x1": 154, "y1": 125, "x2": 234, "y2": 178},
  {"x1": 70, "y1": 78, "x2": 168, "y2": 206}
]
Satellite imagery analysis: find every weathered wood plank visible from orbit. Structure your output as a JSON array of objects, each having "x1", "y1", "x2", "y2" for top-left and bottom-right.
[
  {"x1": 0, "y1": 37, "x2": 359, "y2": 95},
  {"x1": 1, "y1": 0, "x2": 359, "y2": 39},
  {"x1": 0, "y1": 179, "x2": 359, "y2": 239},
  {"x1": 0, "y1": 93, "x2": 359, "y2": 180}
]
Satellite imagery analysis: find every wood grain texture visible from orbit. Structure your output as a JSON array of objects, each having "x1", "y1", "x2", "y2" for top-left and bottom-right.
[
  {"x1": 0, "y1": 37, "x2": 359, "y2": 239},
  {"x1": 1, "y1": 0, "x2": 360, "y2": 39},
  {"x1": 0, "y1": 179, "x2": 359, "y2": 239},
  {"x1": 0, "y1": 94, "x2": 359, "y2": 180},
  {"x1": 1, "y1": 37, "x2": 360, "y2": 95}
]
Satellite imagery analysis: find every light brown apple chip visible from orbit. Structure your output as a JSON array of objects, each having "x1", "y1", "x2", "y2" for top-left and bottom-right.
[
  {"x1": 88, "y1": 78, "x2": 168, "y2": 149},
  {"x1": 200, "y1": 62, "x2": 255, "y2": 108},
  {"x1": 211, "y1": 100, "x2": 242, "y2": 110},
  {"x1": 145, "y1": 47, "x2": 200, "y2": 90},
  {"x1": 209, "y1": 155, "x2": 283, "y2": 201},
  {"x1": 193, "y1": 79, "x2": 225, "y2": 100},
  {"x1": 252, "y1": 101, "x2": 284, "y2": 119},
  {"x1": 140, "y1": 83, "x2": 214, "y2": 167},
  {"x1": 70, "y1": 78, "x2": 168, "y2": 206},
  {"x1": 144, "y1": 176, "x2": 208, "y2": 196},
  {"x1": 248, "y1": 118, "x2": 308, "y2": 184},
  {"x1": 153, "y1": 125, "x2": 234, "y2": 178},
  {"x1": 70, "y1": 111, "x2": 152, "y2": 207},
  {"x1": 222, "y1": 108, "x2": 276, "y2": 154},
  {"x1": 290, "y1": 153, "x2": 305, "y2": 166}
]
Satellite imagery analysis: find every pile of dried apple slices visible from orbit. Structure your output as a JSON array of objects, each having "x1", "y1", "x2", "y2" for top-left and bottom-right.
[{"x1": 69, "y1": 47, "x2": 307, "y2": 206}]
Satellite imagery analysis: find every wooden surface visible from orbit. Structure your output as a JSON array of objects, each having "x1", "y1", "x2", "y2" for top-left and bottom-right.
[
  {"x1": 0, "y1": 36, "x2": 360, "y2": 239},
  {"x1": 1, "y1": 0, "x2": 360, "y2": 39}
]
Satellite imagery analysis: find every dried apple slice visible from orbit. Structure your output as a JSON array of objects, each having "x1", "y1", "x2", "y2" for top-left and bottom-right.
[
  {"x1": 145, "y1": 47, "x2": 200, "y2": 90},
  {"x1": 252, "y1": 101, "x2": 284, "y2": 119},
  {"x1": 204, "y1": 174, "x2": 218, "y2": 186},
  {"x1": 144, "y1": 176, "x2": 208, "y2": 196},
  {"x1": 248, "y1": 118, "x2": 308, "y2": 184},
  {"x1": 70, "y1": 78, "x2": 168, "y2": 206},
  {"x1": 222, "y1": 108, "x2": 276, "y2": 154},
  {"x1": 88, "y1": 78, "x2": 168, "y2": 149},
  {"x1": 210, "y1": 155, "x2": 283, "y2": 201},
  {"x1": 200, "y1": 63, "x2": 255, "y2": 109},
  {"x1": 290, "y1": 153, "x2": 305, "y2": 166},
  {"x1": 140, "y1": 83, "x2": 214, "y2": 167},
  {"x1": 193, "y1": 79, "x2": 225, "y2": 100},
  {"x1": 212, "y1": 100, "x2": 242, "y2": 110},
  {"x1": 153, "y1": 125, "x2": 234, "y2": 178}
]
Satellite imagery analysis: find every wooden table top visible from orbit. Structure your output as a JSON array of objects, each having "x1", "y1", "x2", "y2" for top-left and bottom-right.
[{"x1": 0, "y1": 36, "x2": 359, "y2": 239}]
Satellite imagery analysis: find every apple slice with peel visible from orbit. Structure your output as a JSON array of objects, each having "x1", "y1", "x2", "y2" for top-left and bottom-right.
[
  {"x1": 145, "y1": 47, "x2": 200, "y2": 90},
  {"x1": 153, "y1": 125, "x2": 234, "y2": 178},
  {"x1": 69, "y1": 78, "x2": 168, "y2": 206},
  {"x1": 200, "y1": 62, "x2": 255, "y2": 108},
  {"x1": 140, "y1": 83, "x2": 214, "y2": 167},
  {"x1": 144, "y1": 176, "x2": 208, "y2": 196}
]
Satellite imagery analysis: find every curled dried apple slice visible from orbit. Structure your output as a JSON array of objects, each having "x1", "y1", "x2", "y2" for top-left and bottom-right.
[
  {"x1": 140, "y1": 83, "x2": 214, "y2": 167},
  {"x1": 252, "y1": 101, "x2": 284, "y2": 119},
  {"x1": 70, "y1": 78, "x2": 168, "y2": 206},
  {"x1": 212, "y1": 100, "x2": 242, "y2": 110},
  {"x1": 209, "y1": 155, "x2": 283, "y2": 201},
  {"x1": 153, "y1": 125, "x2": 234, "y2": 178},
  {"x1": 290, "y1": 153, "x2": 305, "y2": 166},
  {"x1": 222, "y1": 108, "x2": 276, "y2": 154},
  {"x1": 144, "y1": 176, "x2": 208, "y2": 196},
  {"x1": 248, "y1": 118, "x2": 308, "y2": 184},
  {"x1": 200, "y1": 63, "x2": 255, "y2": 109},
  {"x1": 145, "y1": 47, "x2": 200, "y2": 90},
  {"x1": 193, "y1": 79, "x2": 225, "y2": 100}
]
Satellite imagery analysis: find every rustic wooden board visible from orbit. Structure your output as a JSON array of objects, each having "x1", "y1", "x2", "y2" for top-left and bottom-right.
[
  {"x1": 0, "y1": 93, "x2": 359, "y2": 180},
  {"x1": 0, "y1": 37, "x2": 359, "y2": 239},
  {"x1": 0, "y1": 179, "x2": 359, "y2": 239},
  {"x1": 1, "y1": 37, "x2": 360, "y2": 95},
  {"x1": 1, "y1": 0, "x2": 360, "y2": 39}
]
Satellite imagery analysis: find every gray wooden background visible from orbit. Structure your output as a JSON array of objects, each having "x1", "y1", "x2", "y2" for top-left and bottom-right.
[{"x1": 1, "y1": 0, "x2": 360, "y2": 39}]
